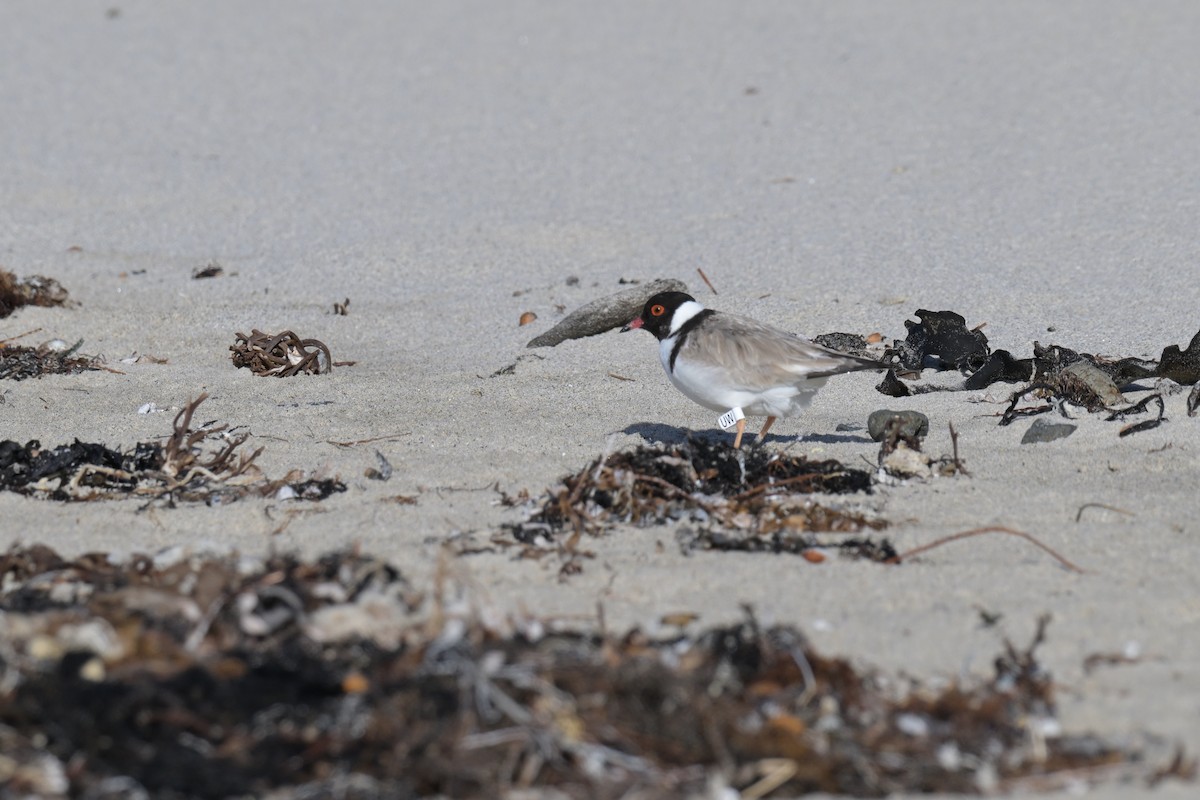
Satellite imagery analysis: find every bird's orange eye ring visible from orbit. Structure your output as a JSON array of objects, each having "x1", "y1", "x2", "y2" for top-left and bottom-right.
[{"x1": 650, "y1": 304, "x2": 666, "y2": 316}]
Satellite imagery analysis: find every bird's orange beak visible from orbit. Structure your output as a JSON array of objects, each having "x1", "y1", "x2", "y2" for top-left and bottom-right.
[{"x1": 621, "y1": 317, "x2": 644, "y2": 333}]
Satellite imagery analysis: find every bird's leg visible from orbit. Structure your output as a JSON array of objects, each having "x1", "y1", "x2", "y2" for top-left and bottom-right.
[
  {"x1": 732, "y1": 417, "x2": 746, "y2": 449},
  {"x1": 756, "y1": 416, "x2": 777, "y2": 444}
]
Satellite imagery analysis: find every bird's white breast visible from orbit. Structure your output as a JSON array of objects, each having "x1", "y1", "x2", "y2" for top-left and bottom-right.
[{"x1": 659, "y1": 333, "x2": 827, "y2": 417}]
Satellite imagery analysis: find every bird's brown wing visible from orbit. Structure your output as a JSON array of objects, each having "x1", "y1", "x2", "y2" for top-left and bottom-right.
[{"x1": 679, "y1": 312, "x2": 881, "y2": 389}]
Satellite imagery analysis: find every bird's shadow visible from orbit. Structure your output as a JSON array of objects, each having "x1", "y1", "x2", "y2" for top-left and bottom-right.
[{"x1": 622, "y1": 422, "x2": 873, "y2": 447}]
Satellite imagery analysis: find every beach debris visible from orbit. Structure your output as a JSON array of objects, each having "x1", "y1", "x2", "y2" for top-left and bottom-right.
[
  {"x1": 1108, "y1": 393, "x2": 1167, "y2": 437},
  {"x1": 325, "y1": 432, "x2": 411, "y2": 449},
  {"x1": 1001, "y1": 385, "x2": 1166, "y2": 438},
  {"x1": 0, "y1": 269, "x2": 71, "y2": 318},
  {"x1": 332, "y1": 297, "x2": 350, "y2": 315},
  {"x1": 1061, "y1": 360, "x2": 1125, "y2": 406},
  {"x1": 525, "y1": 278, "x2": 689, "y2": 348},
  {"x1": 518, "y1": 310, "x2": 537, "y2": 326},
  {"x1": 891, "y1": 309, "x2": 990, "y2": 372},
  {"x1": 876, "y1": 368, "x2": 912, "y2": 396},
  {"x1": 117, "y1": 351, "x2": 169, "y2": 364},
  {"x1": 1188, "y1": 383, "x2": 1200, "y2": 417},
  {"x1": 0, "y1": 394, "x2": 342, "y2": 504},
  {"x1": 1149, "y1": 330, "x2": 1200, "y2": 385},
  {"x1": 1083, "y1": 641, "x2": 1145, "y2": 675},
  {"x1": 497, "y1": 439, "x2": 879, "y2": 570},
  {"x1": 868, "y1": 409, "x2": 929, "y2": 442},
  {"x1": 488, "y1": 352, "x2": 545, "y2": 377},
  {"x1": 696, "y1": 266, "x2": 719, "y2": 294},
  {"x1": 964, "y1": 348, "x2": 1038, "y2": 389},
  {"x1": 230, "y1": 329, "x2": 333, "y2": 376},
  {"x1": 1075, "y1": 502, "x2": 1135, "y2": 522},
  {"x1": 892, "y1": 527, "x2": 1086, "y2": 572},
  {"x1": 813, "y1": 331, "x2": 875, "y2": 359},
  {"x1": 275, "y1": 476, "x2": 347, "y2": 501},
  {"x1": 0, "y1": 336, "x2": 104, "y2": 381},
  {"x1": 678, "y1": 527, "x2": 893, "y2": 561},
  {"x1": 871, "y1": 416, "x2": 967, "y2": 481},
  {"x1": 1021, "y1": 417, "x2": 1078, "y2": 444},
  {"x1": 881, "y1": 441, "x2": 932, "y2": 478},
  {"x1": 878, "y1": 306, "x2": 1200, "y2": 412},
  {"x1": 864, "y1": 309, "x2": 1190, "y2": 438},
  {"x1": 191, "y1": 262, "x2": 224, "y2": 279},
  {"x1": 365, "y1": 449, "x2": 393, "y2": 481},
  {"x1": 0, "y1": 551, "x2": 1173, "y2": 797}
]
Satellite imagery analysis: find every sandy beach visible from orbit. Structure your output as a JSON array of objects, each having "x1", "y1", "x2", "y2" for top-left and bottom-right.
[{"x1": 2, "y1": 2, "x2": 1199, "y2": 797}]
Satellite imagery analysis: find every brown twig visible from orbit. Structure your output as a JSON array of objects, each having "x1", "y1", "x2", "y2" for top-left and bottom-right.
[
  {"x1": 0, "y1": 327, "x2": 42, "y2": 346},
  {"x1": 631, "y1": 472, "x2": 731, "y2": 523},
  {"x1": 729, "y1": 473, "x2": 840, "y2": 502},
  {"x1": 889, "y1": 526, "x2": 1086, "y2": 573},
  {"x1": 948, "y1": 421, "x2": 970, "y2": 476},
  {"x1": 696, "y1": 268, "x2": 718, "y2": 295},
  {"x1": 325, "y1": 433, "x2": 411, "y2": 448},
  {"x1": 1074, "y1": 503, "x2": 1134, "y2": 523}
]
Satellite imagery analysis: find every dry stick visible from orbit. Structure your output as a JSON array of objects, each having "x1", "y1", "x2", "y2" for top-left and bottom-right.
[
  {"x1": 0, "y1": 327, "x2": 44, "y2": 346},
  {"x1": 630, "y1": 472, "x2": 732, "y2": 523},
  {"x1": 1075, "y1": 502, "x2": 1134, "y2": 523},
  {"x1": 325, "y1": 433, "x2": 411, "y2": 448},
  {"x1": 696, "y1": 267, "x2": 718, "y2": 295},
  {"x1": 948, "y1": 421, "x2": 970, "y2": 476},
  {"x1": 889, "y1": 526, "x2": 1086, "y2": 573},
  {"x1": 729, "y1": 472, "x2": 841, "y2": 502}
]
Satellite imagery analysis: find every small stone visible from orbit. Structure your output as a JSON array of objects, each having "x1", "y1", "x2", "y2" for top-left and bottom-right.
[
  {"x1": 867, "y1": 409, "x2": 930, "y2": 441},
  {"x1": 1021, "y1": 417, "x2": 1077, "y2": 444}
]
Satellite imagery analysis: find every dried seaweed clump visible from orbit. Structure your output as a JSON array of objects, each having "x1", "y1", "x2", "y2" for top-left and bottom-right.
[
  {"x1": 882, "y1": 308, "x2": 1200, "y2": 395},
  {"x1": 0, "y1": 269, "x2": 70, "y2": 318},
  {"x1": 230, "y1": 329, "x2": 332, "y2": 376},
  {"x1": 0, "y1": 551, "x2": 1176, "y2": 798},
  {"x1": 0, "y1": 394, "x2": 344, "y2": 504},
  {"x1": 1, "y1": 339, "x2": 103, "y2": 381},
  {"x1": 502, "y1": 439, "x2": 879, "y2": 553}
]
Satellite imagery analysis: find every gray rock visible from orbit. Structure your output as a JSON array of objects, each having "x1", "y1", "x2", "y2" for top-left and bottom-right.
[
  {"x1": 867, "y1": 409, "x2": 930, "y2": 441},
  {"x1": 1021, "y1": 417, "x2": 1077, "y2": 444}
]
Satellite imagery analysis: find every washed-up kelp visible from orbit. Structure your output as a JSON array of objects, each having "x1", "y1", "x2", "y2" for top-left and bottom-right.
[
  {"x1": 0, "y1": 269, "x2": 71, "y2": 318},
  {"x1": 0, "y1": 394, "x2": 344, "y2": 504},
  {"x1": 0, "y1": 545, "x2": 1183, "y2": 798},
  {"x1": 500, "y1": 439, "x2": 881, "y2": 563},
  {"x1": 230, "y1": 329, "x2": 333, "y2": 376},
  {"x1": 0, "y1": 339, "x2": 103, "y2": 380},
  {"x1": 875, "y1": 311, "x2": 1196, "y2": 437},
  {"x1": 886, "y1": 309, "x2": 1200, "y2": 392},
  {"x1": 888, "y1": 310, "x2": 990, "y2": 373}
]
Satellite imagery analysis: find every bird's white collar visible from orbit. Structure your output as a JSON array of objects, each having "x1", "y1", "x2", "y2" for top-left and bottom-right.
[{"x1": 668, "y1": 301, "x2": 708, "y2": 335}]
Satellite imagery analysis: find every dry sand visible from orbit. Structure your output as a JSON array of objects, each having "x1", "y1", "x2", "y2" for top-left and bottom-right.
[{"x1": 2, "y1": 2, "x2": 1198, "y2": 797}]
